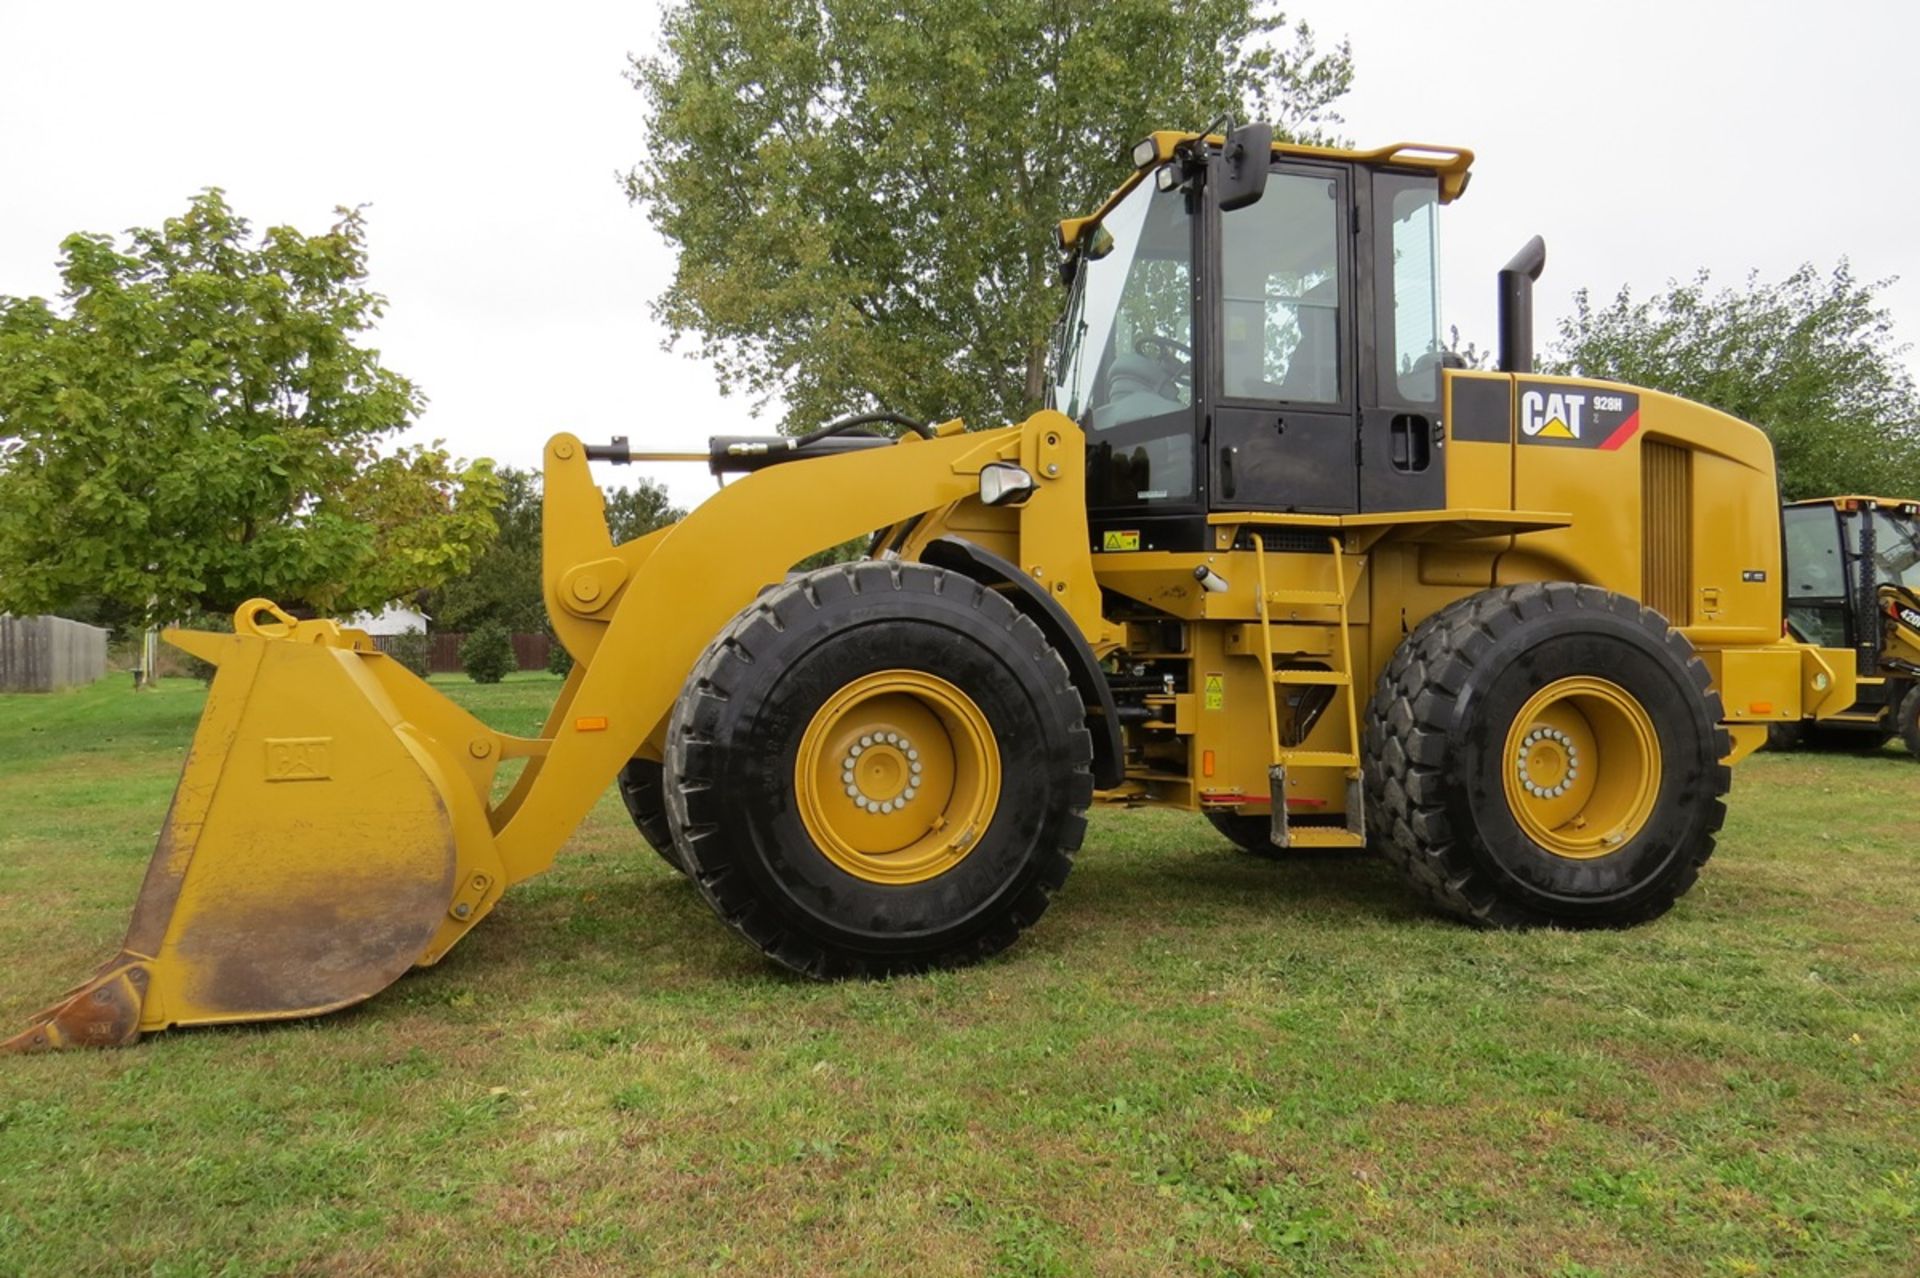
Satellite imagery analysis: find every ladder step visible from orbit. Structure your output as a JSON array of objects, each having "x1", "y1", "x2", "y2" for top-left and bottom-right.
[
  {"x1": 1271, "y1": 669, "x2": 1349, "y2": 686},
  {"x1": 1275, "y1": 750, "x2": 1359, "y2": 769},
  {"x1": 1282, "y1": 827, "x2": 1368, "y2": 849},
  {"x1": 1265, "y1": 590, "x2": 1344, "y2": 608}
]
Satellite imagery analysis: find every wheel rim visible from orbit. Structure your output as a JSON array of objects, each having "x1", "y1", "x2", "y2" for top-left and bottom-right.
[
  {"x1": 1500, "y1": 676, "x2": 1662, "y2": 860},
  {"x1": 794, "y1": 669, "x2": 1001, "y2": 884}
]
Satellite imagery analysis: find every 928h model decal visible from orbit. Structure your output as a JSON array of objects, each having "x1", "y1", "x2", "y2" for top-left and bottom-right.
[{"x1": 1516, "y1": 384, "x2": 1641, "y2": 451}]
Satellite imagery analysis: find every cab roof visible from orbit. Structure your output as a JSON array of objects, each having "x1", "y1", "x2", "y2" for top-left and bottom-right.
[
  {"x1": 1787, "y1": 496, "x2": 1920, "y2": 513},
  {"x1": 1057, "y1": 133, "x2": 1475, "y2": 252}
]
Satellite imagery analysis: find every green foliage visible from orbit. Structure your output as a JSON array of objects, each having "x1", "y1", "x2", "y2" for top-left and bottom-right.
[
  {"x1": 545, "y1": 628, "x2": 574, "y2": 677},
  {"x1": 0, "y1": 190, "x2": 501, "y2": 628},
  {"x1": 458, "y1": 621, "x2": 515, "y2": 685},
  {"x1": 628, "y1": 0, "x2": 1352, "y2": 433},
  {"x1": 430, "y1": 467, "x2": 546, "y2": 634},
  {"x1": 1544, "y1": 262, "x2": 1920, "y2": 500},
  {"x1": 602, "y1": 480, "x2": 680, "y2": 545},
  {"x1": 386, "y1": 626, "x2": 431, "y2": 679},
  {"x1": 791, "y1": 536, "x2": 866, "y2": 572},
  {"x1": 428, "y1": 468, "x2": 682, "y2": 634}
]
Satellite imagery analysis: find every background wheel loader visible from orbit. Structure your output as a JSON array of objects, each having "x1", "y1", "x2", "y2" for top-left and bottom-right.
[
  {"x1": 6, "y1": 125, "x2": 1860, "y2": 1053},
  {"x1": 1772, "y1": 496, "x2": 1920, "y2": 755}
]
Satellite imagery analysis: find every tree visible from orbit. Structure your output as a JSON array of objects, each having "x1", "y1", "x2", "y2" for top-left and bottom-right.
[
  {"x1": 429, "y1": 466, "x2": 547, "y2": 634},
  {"x1": 0, "y1": 190, "x2": 500, "y2": 628},
  {"x1": 427, "y1": 468, "x2": 683, "y2": 633},
  {"x1": 1544, "y1": 263, "x2": 1920, "y2": 500},
  {"x1": 602, "y1": 479, "x2": 681, "y2": 545},
  {"x1": 627, "y1": 0, "x2": 1352, "y2": 434}
]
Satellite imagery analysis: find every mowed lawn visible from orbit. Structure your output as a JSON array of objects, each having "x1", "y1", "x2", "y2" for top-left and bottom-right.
[{"x1": 1, "y1": 676, "x2": 1916, "y2": 1277}]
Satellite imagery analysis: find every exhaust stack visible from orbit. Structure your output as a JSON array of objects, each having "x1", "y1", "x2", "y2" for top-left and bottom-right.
[{"x1": 1497, "y1": 236, "x2": 1547, "y2": 374}]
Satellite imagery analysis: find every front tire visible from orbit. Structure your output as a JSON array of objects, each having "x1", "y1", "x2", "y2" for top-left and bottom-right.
[
  {"x1": 1365, "y1": 583, "x2": 1729, "y2": 929},
  {"x1": 665, "y1": 562, "x2": 1094, "y2": 978},
  {"x1": 616, "y1": 759, "x2": 686, "y2": 874}
]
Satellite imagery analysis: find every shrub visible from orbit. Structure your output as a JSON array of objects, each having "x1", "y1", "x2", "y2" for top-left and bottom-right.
[
  {"x1": 387, "y1": 626, "x2": 431, "y2": 678},
  {"x1": 459, "y1": 622, "x2": 515, "y2": 684},
  {"x1": 546, "y1": 632, "x2": 574, "y2": 677}
]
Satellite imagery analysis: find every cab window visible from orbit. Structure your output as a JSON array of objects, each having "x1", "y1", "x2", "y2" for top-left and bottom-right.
[
  {"x1": 1218, "y1": 172, "x2": 1343, "y2": 404},
  {"x1": 1373, "y1": 172, "x2": 1443, "y2": 406},
  {"x1": 1785, "y1": 506, "x2": 1845, "y2": 596}
]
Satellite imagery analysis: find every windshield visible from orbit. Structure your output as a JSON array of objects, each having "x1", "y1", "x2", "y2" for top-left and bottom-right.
[
  {"x1": 1848, "y1": 510, "x2": 1920, "y2": 590},
  {"x1": 1050, "y1": 177, "x2": 1195, "y2": 506}
]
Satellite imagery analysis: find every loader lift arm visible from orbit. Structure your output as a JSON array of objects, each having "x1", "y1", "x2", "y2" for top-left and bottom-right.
[{"x1": 4, "y1": 413, "x2": 1106, "y2": 1052}]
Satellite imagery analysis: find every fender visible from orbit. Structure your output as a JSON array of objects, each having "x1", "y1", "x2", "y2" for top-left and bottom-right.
[{"x1": 920, "y1": 536, "x2": 1124, "y2": 790}]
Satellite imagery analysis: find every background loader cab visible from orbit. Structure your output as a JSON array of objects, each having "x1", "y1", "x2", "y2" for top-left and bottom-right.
[
  {"x1": 1054, "y1": 128, "x2": 1465, "y2": 548},
  {"x1": 1780, "y1": 496, "x2": 1920, "y2": 754}
]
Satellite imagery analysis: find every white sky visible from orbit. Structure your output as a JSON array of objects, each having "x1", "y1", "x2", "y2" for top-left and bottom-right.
[{"x1": 2, "y1": 0, "x2": 1916, "y2": 511}]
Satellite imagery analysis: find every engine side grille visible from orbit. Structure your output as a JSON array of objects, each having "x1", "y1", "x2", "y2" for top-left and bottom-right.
[{"x1": 1641, "y1": 440, "x2": 1693, "y2": 626}]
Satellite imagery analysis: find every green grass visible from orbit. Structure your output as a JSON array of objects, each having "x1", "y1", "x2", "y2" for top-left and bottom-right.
[{"x1": 2, "y1": 676, "x2": 1917, "y2": 1276}]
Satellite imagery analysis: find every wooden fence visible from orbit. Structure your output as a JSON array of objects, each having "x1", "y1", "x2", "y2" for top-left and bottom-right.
[
  {"x1": 371, "y1": 631, "x2": 553, "y2": 674},
  {"x1": 0, "y1": 615, "x2": 110, "y2": 692}
]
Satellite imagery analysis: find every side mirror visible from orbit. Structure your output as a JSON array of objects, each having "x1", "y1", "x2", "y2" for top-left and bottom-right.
[{"x1": 1215, "y1": 122, "x2": 1272, "y2": 212}]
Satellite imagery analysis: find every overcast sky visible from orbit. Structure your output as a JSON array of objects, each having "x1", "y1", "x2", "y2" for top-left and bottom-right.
[{"x1": 3, "y1": 1, "x2": 1915, "y2": 510}]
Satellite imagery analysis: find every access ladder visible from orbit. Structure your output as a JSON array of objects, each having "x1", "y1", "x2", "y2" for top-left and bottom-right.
[{"x1": 1249, "y1": 533, "x2": 1366, "y2": 849}]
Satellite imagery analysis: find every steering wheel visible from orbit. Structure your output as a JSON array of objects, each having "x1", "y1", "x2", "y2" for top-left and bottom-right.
[{"x1": 1132, "y1": 333, "x2": 1193, "y2": 398}]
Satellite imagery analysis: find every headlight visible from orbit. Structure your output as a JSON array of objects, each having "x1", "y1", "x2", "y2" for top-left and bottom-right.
[
  {"x1": 978, "y1": 462, "x2": 1036, "y2": 507},
  {"x1": 1131, "y1": 138, "x2": 1157, "y2": 168}
]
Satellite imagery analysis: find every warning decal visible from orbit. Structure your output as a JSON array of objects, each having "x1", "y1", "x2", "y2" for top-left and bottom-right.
[
  {"x1": 1101, "y1": 530, "x2": 1142, "y2": 552},
  {"x1": 1203, "y1": 673, "x2": 1225, "y2": 711}
]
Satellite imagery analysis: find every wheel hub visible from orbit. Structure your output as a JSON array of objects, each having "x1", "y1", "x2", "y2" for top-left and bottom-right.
[
  {"x1": 840, "y1": 733, "x2": 923, "y2": 814},
  {"x1": 1500, "y1": 676, "x2": 1661, "y2": 860},
  {"x1": 795, "y1": 670, "x2": 1000, "y2": 884}
]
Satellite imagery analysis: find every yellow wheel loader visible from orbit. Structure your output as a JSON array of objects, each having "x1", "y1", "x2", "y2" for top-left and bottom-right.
[
  {"x1": 1775, "y1": 496, "x2": 1920, "y2": 755},
  {"x1": 5, "y1": 125, "x2": 1860, "y2": 1053}
]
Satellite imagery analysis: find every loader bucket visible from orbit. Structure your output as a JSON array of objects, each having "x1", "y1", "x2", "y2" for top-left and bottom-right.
[{"x1": 3, "y1": 601, "x2": 504, "y2": 1053}]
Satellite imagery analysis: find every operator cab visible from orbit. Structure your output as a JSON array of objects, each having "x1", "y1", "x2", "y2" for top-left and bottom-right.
[
  {"x1": 1784, "y1": 497, "x2": 1920, "y2": 658},
  {"x1": 1050, "y1": 127, "x2": 1474, "y2": 551}
]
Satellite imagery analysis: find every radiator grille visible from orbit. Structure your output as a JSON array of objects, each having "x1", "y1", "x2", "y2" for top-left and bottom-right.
[{"x1": 1641, "y1": 440, "x2": 1692, "y2": 625}]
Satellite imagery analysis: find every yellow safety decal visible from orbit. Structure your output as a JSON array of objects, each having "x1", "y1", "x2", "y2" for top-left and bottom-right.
[
  {"x1": 1102, "y1": 530, "x2": 1141, "y2": 552},
  {"x1": 1204, "y1": 673, "x2": 1225, "y2": 710}
]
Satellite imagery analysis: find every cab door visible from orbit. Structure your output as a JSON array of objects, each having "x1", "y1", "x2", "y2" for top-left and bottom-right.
[
  {"x1": 1206, "y1": 163, "x2": 1357, "y2": 514},
  {"x1": 1784, "y1": 504, "x2": 1852, "y2": 649}
]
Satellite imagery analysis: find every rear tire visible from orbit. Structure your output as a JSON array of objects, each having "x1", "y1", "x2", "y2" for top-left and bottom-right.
[
  {"x1": 616, "y1": 759, "x2": 686, "y2": 874},
  {"x1": 665, "y1": 562, "x2": 1093, "y2": 978},
  {"x1": 1206, "y1": 811, "x2": 1280, "y2": 857},
  {"x1": 1805, "y1": 718, "x2": 1898, "y2": 752},
  {"x1": 1897, "y1": 683, "x2": 1920, "y2": 759},
  {"x1": 1364, "y1": 583, "x2": 1729, "y2": 929},
  {"x1": 1205, "y1": 810, "x2": 1367, "y2": 858}
]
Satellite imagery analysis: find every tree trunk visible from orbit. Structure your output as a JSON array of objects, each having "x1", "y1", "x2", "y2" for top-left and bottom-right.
[{"x1": 1022, "y1": 339, "x2": 1049, "y2": 413}]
